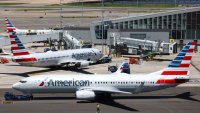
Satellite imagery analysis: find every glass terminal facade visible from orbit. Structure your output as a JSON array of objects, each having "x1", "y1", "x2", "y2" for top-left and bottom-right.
[{"x1": 93, "y1": 7, "x2": 200, "y2": 41}]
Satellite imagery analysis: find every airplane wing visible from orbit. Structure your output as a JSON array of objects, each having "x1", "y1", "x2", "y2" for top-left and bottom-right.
[
  {"x1": 78, "y1": 87, "x2": 132, "y2": 94},
  {"x1": 58, "y1": 59, "x2": 92, "y2": 67}
]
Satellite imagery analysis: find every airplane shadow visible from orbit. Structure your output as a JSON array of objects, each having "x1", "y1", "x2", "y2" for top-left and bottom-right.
[
  {"x1": 32, "y1": 92, "x2": 199, "y2": 111},
  {"x1": 34, "y1": 96, "x2": 138, "y2": 111},
  {"x1": 96, "y1": 99, "x2": 138, "y2": 111},
  {"x1": 0, "y1": 66, "x2": 93, "y2": 77},
  {"x1": 50, "y1": 66, "x2": 93, "y2": 74},
  {"x1": 112, "y1": 92, "x2": 200, "y2": 102},
  {"x1": 77, "y1": 98, "x2": 138, "y2": 111}
]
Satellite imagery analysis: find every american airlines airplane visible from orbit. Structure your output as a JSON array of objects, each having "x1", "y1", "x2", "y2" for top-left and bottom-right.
[
  {"x1": 6, "y1": 28, "x2": 103, "y2": 67},
  {"x1": 12, "y1": 42, "x2": 196, "y2": 100},
  {"x1": 5, "y1": 17, "x2": 57, "y2": 35}
]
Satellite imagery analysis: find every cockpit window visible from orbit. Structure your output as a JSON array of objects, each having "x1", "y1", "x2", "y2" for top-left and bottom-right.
[{"x1": 19, "y1": 80, "x2": 27, "y2": 83}]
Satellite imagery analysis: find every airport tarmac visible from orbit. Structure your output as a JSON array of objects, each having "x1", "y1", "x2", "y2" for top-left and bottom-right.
[
  {"x1": 0, "y1": 87, "x2": 200, "y2": 113},
  {"x1": 0, "y1": 2, "x2": 200, "y2": 112}
]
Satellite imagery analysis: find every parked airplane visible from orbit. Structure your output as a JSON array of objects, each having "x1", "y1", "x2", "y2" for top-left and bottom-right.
[
  {"x1": 6, "y1": 29, "x2": 103, "y2": 67},
  {"x1": 5, "y1": 17, "x2": 56, "y2": 35},
  {"x1": 12, "y1": 42, "x2": 196, "y2": 100}
]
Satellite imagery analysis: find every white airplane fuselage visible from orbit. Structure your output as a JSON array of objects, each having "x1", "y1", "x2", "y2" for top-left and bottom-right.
[
  {"x1": 12, "y1": 73, "x2": 187, "y2": 94},
  {"x1": 12, "y1": 48, "x2": 103, "y2": 67}
]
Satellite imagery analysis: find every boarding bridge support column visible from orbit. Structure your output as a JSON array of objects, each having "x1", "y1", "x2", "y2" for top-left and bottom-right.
[{"x1": 58, "y1": 32, "x2": 63, "y2": 50}]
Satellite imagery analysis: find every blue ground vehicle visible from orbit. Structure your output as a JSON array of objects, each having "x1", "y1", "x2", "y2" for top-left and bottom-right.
[{"x1": 4, "y1": 92, "x2": 33, "y2": 100}]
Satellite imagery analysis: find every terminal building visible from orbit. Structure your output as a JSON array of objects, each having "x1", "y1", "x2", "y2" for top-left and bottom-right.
[{"x1": 88, "y1": 7, "x2": 200, "y2": 45}]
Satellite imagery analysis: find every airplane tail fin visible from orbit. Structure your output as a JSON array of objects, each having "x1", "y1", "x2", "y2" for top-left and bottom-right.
[
  {"x1": 115, "y1": 60, "x2": 130, "y2": 74},
  {"x1": 9, "y1": 30, "x2": 30, "y2": 56},
  {"x1": 161, "y1": 42, "x2": 196, "y2": 76},
  {"x1": 5, "y1": 17, "x2": 17, "y2": 32},
  {"x1": 155, "y1": 42, "x2": 196, "y2": 84}
]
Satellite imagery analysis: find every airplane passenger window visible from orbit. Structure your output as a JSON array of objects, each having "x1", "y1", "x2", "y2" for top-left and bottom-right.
[{"x1": 19, "y1": 80, "x2": 27, "y2": 83}]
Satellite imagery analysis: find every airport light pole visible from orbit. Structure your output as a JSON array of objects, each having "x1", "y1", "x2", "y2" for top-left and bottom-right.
[
  {"x1": 82, "y1": 0, "x2": 83, "y2": 20},
  {"x1": 59, "y1": 0, "x2": 63, "y2": 50},
  {"x1": 175, "y1": 0, "x2": 176, "y2": 7},
  {"x1": 79, "y1": 0, "x2": 84, "y2": 24},
  {"x1": 101, "y1": 0, "x2": 104, "y2": 53},
  {"x1": 60, "y1": 0, "x2": 63, "y2": 28},
  {"x1": 104, "y1": 24, "x2": 109, "y2": 54}
]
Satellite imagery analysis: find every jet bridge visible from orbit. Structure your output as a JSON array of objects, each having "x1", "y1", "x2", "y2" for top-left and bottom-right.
[
  {"x1": 109, "y1": 33, "x2": 176, "y2": 55},
  {"x1": 62, "y1": 31, "x2": 81, "y2": 49},
  {"x1": 0, "y1": 31, "x2": 82, "y2": 51}
]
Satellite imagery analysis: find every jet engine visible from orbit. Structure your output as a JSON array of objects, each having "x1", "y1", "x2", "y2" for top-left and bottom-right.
[
  {"x1": 75, "y1": 61, "x2": 89, "y2": 68},
  {"x1": 76, "y1": 90, "x2": 95, "y2": 100}
]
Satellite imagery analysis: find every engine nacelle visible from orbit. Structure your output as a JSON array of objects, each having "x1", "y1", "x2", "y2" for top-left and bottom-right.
[
  {"x1": 76, "y1": 90, "x2": 95, "y2": 100},
  {"x1": 75, "y1": 62, "x2": 89, "y2": 68}
]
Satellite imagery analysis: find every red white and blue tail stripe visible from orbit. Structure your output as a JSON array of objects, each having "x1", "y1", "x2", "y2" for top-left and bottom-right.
[
  {"x1": 161, "y1": 42, "x2": 196, "y2": 76},
  {"x1": 9, "y1": 30, "x2": 30, "y2": 56},
  {"x1": 5, "y1": 17, "x2": 16, "y2": 32},
  {"x1": 156, "y1": 42, "x2": 196, "y2": 84}
]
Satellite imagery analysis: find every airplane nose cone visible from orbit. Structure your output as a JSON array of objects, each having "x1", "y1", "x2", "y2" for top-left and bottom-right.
[{"x1": 12, "y1": 83, "x2": 19, "y2": 90}]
